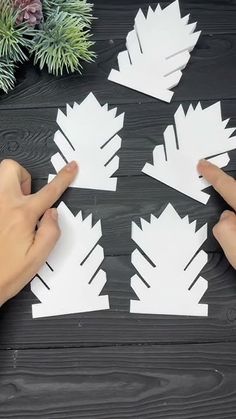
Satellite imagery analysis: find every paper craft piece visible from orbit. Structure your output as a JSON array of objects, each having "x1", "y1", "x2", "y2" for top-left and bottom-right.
[
  {"x1": 108, "y1": 0, "x2": 200, "y2": 102},
  {"x1": 130, "y1": 204, "x2": 208, "y2": 316},
  {"x1": 31, "y1": 202, "x2": 109, "y2": 318},
  {"x1": 143, "y1": 102, "x2": 236, "y2": 204},
  {"x1": 48, "y1": 92, "x2": 124, "y2": 191}
]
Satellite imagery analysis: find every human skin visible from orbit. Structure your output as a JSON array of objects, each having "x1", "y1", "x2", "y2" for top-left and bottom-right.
[
  {"x1": 0, "y1": 159, "x2": 78, "y2": 306},
  {"x1": 198, "y1": 159, "x2": 236, "y2": 269}
]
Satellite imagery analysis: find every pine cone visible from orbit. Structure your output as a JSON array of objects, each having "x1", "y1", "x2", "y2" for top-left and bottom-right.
[{"x1": 14, "y1": 0, "x2": 43, "y2": 26}]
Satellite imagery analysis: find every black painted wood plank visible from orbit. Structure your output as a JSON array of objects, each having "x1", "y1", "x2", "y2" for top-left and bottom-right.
[
  {"x1": 0, "y1": 253, "x2": 236, "y2": 348},
  {"x1": 1, "y1": 342, "x2": 236, "y2": 418},
  {"x1": 0, "y1": 33, "x2": 236, "y2": 108},
  {"x1": 92, "y1": 0, "x2": 236, "y2": 40}
]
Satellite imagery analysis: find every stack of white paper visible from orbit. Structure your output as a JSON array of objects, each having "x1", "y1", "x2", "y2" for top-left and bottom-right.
[{"x1": 109, "y1": 0, "x2": 201, "y2": 102}]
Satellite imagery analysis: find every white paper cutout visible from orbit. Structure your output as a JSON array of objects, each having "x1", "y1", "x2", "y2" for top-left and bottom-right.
[
  {"x1": 130, "y1": 204, "x2": 208, "y2": 316},
  {"x1": 108, "y1": 0, "x2": 201, "y2": 102},
  {"x1": 31, "y1": 202, "x2": 109, "y2": 318},
  {"x1": 143, "y1": 101, "x2": 236, "y2": 204},
  {"x1": 48, "y1": 92, "x2": 124, "y2": 191}
]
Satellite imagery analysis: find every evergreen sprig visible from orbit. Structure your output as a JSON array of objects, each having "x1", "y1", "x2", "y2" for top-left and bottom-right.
[
  {"x1": 31, "y1": 10, "x2": 95, "y2": 76},
  {"x1": 0, "y1": 1, "x2": 35, "y2": 63},
  {"x1": 0, "y1": 58, "x2": 16, "y2": 93},
  {"x1": 43, "y1": 0, "x2": 94, "y2": 26}
]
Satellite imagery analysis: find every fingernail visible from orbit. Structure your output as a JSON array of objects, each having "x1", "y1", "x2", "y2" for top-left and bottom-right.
[
  {"x1": 51, "y1": 208, "x2": 58, "y2": 220},
  {"x1": 66, "y1": 161, "x2": 78, "y2": 172},
  {"x1": 198, "y1": 159, "x2": 210, "y2": 167},
  {"x1": 220, "y1": 210, "x2": 231, "y2": 220}
]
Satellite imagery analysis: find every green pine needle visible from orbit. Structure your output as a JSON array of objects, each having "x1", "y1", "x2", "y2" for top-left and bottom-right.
[
  {"x1": 43, "y1": 0, "x2": 94, "y2": 26},
  {"x1": 0, "y1": 1, "x2": 35, "y2": 63},
  {"x1": 0, "y1": 58, "x2": 16, "y2": 93},
  {"x1": 31, "y1": 11, "x2": 95, "y2": 76}
]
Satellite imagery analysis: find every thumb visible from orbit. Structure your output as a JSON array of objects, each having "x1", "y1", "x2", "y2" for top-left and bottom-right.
[
  {"x1": 27, "y1": 208, "x2": 60, "y2": 272},
  {"x1": 213, "y1": 210, "x2": 236, "y2": 269}
]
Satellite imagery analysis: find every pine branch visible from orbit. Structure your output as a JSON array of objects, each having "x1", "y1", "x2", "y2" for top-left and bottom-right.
[
  {"x1": 0, "y1": 58, "x2": 15, "y2": 93},
  {"x1": 31, "y1": 10, "x2": 95, "y2": 76},
  {"x1": 43, "y1": 0, "x2": 94, "y2": 26},
  {"x1": 0, "y1": 0, "x2": 35, "y2": 63}
]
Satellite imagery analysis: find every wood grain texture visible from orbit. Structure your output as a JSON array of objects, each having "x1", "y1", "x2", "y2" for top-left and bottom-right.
[
  {"x1": 1, "y1": 34, "x2": 236, "y2": 108},
  {"x1": 92, "y1": 0, "x2": 236, "y2": 39},
  {"x1": 1, "y1": 343, "x2": 236, "y2": 418},
  {"x1": 1, "y1": 253, "x2": 236, "y2": 348},
  {"x1": 1, "y1": 1, "x2": 236, "y2": 417}
]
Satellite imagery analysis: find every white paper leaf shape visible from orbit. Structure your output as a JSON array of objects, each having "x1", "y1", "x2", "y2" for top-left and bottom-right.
[
  {"x1": 48, "y1": 92, "x2": 124, "y2": 191},
  {"x1": 108, "y1": 0, "x2": 201, "y2": 102},
  {"x1": 31, "y1": 202, "x2": 109, "y2": 318},
  {"x1": 130, "y1": 204, "x2": 208, "y2": 316},
  {"x1": 143, "y1": 101, "x2": 236, "y2": 204}
]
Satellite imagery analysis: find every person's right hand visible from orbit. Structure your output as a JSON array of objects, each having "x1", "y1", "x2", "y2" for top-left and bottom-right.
[{"x1": 198, "y1": 159, "x2": 236, "y2": 269}]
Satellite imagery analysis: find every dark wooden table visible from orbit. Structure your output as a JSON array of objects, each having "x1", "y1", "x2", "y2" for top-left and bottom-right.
[{"x1": 1, "y1": 1, "x2": 236, "y2": 417}]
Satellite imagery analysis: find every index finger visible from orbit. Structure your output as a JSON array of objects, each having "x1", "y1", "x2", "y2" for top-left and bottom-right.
[
  {"x1": 197, "y1": 159, "x2": 236, "y2": 210},
  {"x1": 30, "y1": 161, "x2": 78, "y2": 216}
]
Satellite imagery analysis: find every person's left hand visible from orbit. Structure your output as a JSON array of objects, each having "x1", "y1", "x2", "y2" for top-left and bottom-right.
[{"x1": 0, "y1": 159, "x2": 78, "y2": 305}]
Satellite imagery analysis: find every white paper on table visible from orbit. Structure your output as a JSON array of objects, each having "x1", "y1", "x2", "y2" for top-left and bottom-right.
[
  {"x1": 130, "y1": 204, "x2": 208, "y2": 316},
  {"x1": 48, "y1": 92, "x2": 124, "y2": 191},
  {"x1": 143, "y1": 101, "x2": 236, "y2": 204},
  {"x1": 31, "y1": 202, "x2": 109, "y2": 318},
  {"x1": 108, "y1": 0, "x2": 201, "y2": 102}
]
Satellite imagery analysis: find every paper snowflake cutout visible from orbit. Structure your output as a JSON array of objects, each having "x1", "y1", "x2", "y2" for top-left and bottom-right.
[
  {"x1": 143, "y1": 101, "x2": 236, "y2": 204},
  {"x1": 31, "y1": 202, "x2": 109, "y2": 318},
  {"x1": 130, "y1": 204, "x2": 208, "y2": 316},
  {"x1": 108, "y1": 0, "x2": 201, "y2": 102},
  {"x1": 48, "y1": 92, "x2": 124, "y2": 191}
]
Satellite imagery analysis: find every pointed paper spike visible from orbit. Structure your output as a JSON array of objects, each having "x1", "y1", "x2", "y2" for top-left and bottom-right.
[
  {"x1": 83, "y1": 213, "x2": 93, "y2": 228},
  {"x1": 76, "y1": 211, "x2": 83, "y2": 221},
  {"x1": 90, "y1": 269, "x2": 107, "y2": 296},
  {"x1": 108, "y1": 108, "x2": 117, "y2": 118},
  {"x1": 222, "y1": 118, "x2": 230, "y2": 128},
  {"x1": 131, "y1": 221, "x2": 142, "y2": 242},
  {"x1": 186, "y1": 22, "x2": 197, "y2": 34},
  {"x1": 82, "y1": 245, "x2": 104, "y2": 282},
  {"x1": 131, "y1": 274, "x2": 149, "y2": 300},
  {"x1": 31, "y1": 278, "x2": 49, "y2": 303},
  {"x1": 207, "y1": 153, "x2": 230, "y2": 169},
  {"x1": 190, "y1": 276, "x2": 208, "y2": 304},
  {"x1": 185, "y1": 250, "x2": 208, "y2": 289},
  {"x1": 51, "y1": 152, "x2": 66, "y2": 172},
  {"x1": 147, "y1": 5, "x2": 154, "y2": 18},
  {"x1": 182, "y1": 14, "x2": 190, "y2": 24},
  {"x1": 118, "y1": 50, "x2": 130, "y2": 70},
  {"x1": 190, "y1": 220, "x2": 197, "y2": 232},
  {"x1": 105, "y1": 155, "x2": 120, "y2": 177},
  {"x1": 141, "y1": 218, "x2": 151, "y2": 230},
  {"x1": 225, "y1": 127, "x2": 236, "y2": 137}
]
